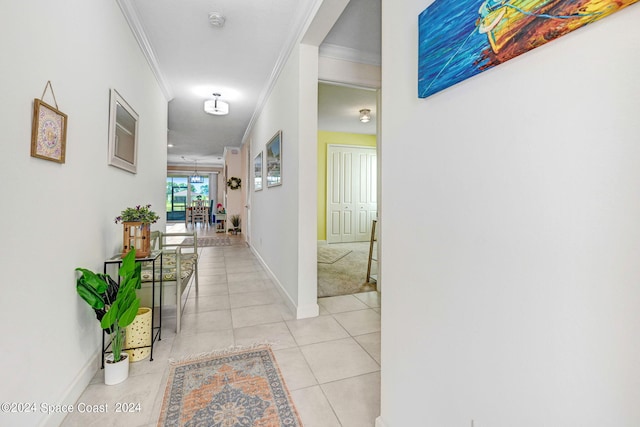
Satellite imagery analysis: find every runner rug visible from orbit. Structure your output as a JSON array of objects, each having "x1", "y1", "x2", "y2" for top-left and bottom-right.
[
  {"x1": 157, "y1": 345, "x2": 303, "y2": 426},
  {"x1": 181, "y1": 236, "x2": 231, "y2": 247}
]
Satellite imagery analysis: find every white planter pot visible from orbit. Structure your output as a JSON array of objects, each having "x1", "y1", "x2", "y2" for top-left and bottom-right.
[{"x1": 104, "y1": 353, "x2": 129, "y2": 385}]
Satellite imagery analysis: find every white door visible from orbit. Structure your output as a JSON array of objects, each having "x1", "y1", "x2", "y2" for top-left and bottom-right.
[
  {"x1": 355, "y1": 150, "x2": 377, "y2": 241},
  {"x1": 327, "y1": 145, "x2": 377, "y2": 243}
]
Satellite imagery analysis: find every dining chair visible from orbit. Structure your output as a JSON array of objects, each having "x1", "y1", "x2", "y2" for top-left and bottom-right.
[
  {"x1": 184, "y1": 207, "x2": 192, "y2": 227},
  {"x1": 191, "y1": 205, "x2": 208, "y2": 227}
]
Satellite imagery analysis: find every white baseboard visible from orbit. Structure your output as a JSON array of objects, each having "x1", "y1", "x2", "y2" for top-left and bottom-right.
[
  {"x1": 249, "y1": 244, "x2": 298, "y2": 316},
  {"x1": 40, "y1": 351, "x2": 100, "y2": 427},
  {"x1": 297, "y1": 302, "x2": 319, "y2": 319},
  {"x1": 375, "y1": 416, "x2": 388, "y2": 427}
]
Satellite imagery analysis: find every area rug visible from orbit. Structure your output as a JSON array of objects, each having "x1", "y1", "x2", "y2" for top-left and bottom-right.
[
  {"x1": 182, "y1": 236, "x2": 231, "y2": 247},
  {"x1": 318, "y1": 242, "x2": 376, "y2": 297},
  {"x1": 317, "y1": 245, "x2": 352, "y2": 264},
  {"x1": 157, "y1": 345, "x2": 303, "y2": 427}
]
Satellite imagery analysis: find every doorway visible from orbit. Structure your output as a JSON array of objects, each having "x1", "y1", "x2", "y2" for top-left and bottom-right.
[{"x1": 166, "y1": 174, "x2": 212, "y2": 221}]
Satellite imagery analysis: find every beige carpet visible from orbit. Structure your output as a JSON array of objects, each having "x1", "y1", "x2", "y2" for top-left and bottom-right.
[
  {"x1": 317, "y1": 246, "x2": 352, "y2": 264},
  {"x1": 317, "y1": 242, "x2": 376, "y2": 297}
]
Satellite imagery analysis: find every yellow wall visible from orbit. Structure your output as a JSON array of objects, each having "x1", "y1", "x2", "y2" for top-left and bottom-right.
[{"x1": 317, "y1": 131, "x2": 377, "y2": 240}]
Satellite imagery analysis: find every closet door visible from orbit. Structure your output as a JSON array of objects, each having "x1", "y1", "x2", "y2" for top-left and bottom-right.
[
  {"x1": 327, "y1": 145, "x2": 376, "y2": 243},
  {"x1": 355, "y1": 149, "x2": 377, "y2": 242}
]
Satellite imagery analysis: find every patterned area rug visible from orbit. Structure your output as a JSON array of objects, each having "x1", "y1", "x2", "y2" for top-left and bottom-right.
[
  {"x1": 157, "y1": 345, "x2": 302, "y2": 426},
  {"x1": 182, "y1": 236, "x2": 231, "y2": 247},
  {"x1": 317, "y1": 246, "x2": 352, "y2": 264}
]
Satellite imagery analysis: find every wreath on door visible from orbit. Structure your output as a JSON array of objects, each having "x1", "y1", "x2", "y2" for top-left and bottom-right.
[{"x1": 227, "y1": 177, "x2": 241, "y2": 190}]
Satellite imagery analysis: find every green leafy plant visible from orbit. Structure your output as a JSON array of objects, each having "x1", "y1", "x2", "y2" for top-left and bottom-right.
[
  {"x1": 228, "y1": 214, "x2": 241, "y2": 234},
  {"x1": 76, "y1": 248, "x2": 142, "y2": 362},
  {"x1": 114, "y1": 204, "x2": 160, "y2": 224}
]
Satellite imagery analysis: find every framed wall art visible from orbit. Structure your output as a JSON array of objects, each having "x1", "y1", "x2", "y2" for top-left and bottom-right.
[
  {"x1": 108, "y1": 88, "x2": 139, "y2": 174},
  {"x1": 418, "y1": 0, "x2": 639, "y2": 98},
  {"x1": 254, "y1": 151, "x2": 263, "y2": 191},
  {"x1": 31, "y1": 98, "x2": 67, "y2": 163},
  {"x1": 266, "y1": 130, "x2": 282, "y2": 187}
]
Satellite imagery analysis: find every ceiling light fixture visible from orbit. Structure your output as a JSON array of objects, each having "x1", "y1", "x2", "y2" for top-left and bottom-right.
[
  {"x1": 204, "y1": 93, "x2": 229, "y2": 115},
  {"x1": 208, "y1": 12, "x2": 226, "y2": 28},
  {"x1": 359, "y1": 109, "x2": 371, "y2": 123},
  {"x1": 190, "y1": 159, "x2": 204, "y2": 183}
]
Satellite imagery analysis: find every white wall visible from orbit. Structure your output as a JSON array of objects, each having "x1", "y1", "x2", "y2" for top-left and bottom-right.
[
  {"x1": 379, "y1": 1, "x2": 640, "y2": 426},
  {"x1": 224, "y1": 147, "x2": 243, "y2": 225},
  {"x1": 0, "y1": 1, "x2": 167, "y2": 426},
  {"x1": 247, "y1": 43, "x2": 319, "y2": 318}
]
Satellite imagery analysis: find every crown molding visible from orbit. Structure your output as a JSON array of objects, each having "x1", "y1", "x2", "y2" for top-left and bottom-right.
[
  {"x1": 116, "y1": 0, "x2": 174, "y2": 101},
  {"x1": 319, "y1": 43, "x2": 381, "y2": 66},
  {"x1": 241, "y1": 0, "x2": 324, "y2": 144}
]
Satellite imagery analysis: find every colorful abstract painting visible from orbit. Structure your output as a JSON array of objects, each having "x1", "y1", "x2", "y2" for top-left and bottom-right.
[{"x1": 418, "y1": 0, "x2": 639, "y2": 98}]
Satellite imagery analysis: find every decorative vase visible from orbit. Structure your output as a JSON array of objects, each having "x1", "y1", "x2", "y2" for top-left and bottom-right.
[
  {"x1": 124, "y1": 307, "x2": 152, "y2": 362},
  {"x1": 104, "y1": 353, "x2": 129, "y2": 385},
  {"x1": 122, "y1": 222, "x2": 151, "y2": 258}
]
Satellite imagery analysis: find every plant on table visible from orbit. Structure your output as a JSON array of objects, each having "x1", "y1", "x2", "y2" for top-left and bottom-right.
[
  {"x1": 229, "y1": 214, "x2": 241, "y2": 234},
  {"x1": 75, "y1": 248, "x2": 142, "y2": 363},
  {"x1": 114, "y1": 204, "x2": 160, "y2": 224}
]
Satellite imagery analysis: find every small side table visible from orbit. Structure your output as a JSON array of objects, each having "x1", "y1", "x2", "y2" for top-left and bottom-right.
[
  {"x1": 214, "y1": 213, "x2": 226, "y2": 233},
  {"x1": 101, "y1": 250, "x2": 163, "y2": 368}
]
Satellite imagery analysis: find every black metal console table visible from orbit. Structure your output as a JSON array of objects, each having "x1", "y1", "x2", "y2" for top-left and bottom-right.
[{"x1": 101, "y1": 250, "x2": 163, "y2": 368}]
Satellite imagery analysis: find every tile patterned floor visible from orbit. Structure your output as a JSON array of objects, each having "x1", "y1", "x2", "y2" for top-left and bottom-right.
[{"x1": 61, "y1": 224, "x2": 381, "y2": 427}]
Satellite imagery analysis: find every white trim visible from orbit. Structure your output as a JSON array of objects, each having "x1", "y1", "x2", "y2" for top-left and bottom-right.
[
  {"x1": 116, "y1": 0, "x2": 174, "y2": 101},
  {"x1": 249, "y1": 244, "x2": 298, "y2": 318},
  {"x1": 242, "y1": 0, "x2": 324, "y2": 145},
  {"x1": 318, "y1": 56, "x2": 381, "y2": 89},
  {"x1": 40, "y1": 351, "x2": 100, "y2": 427},
  {"x1": 297, "y1": 302, "x2": 320, "y2": 319},
  {"x1": 320, "y1": 43, "x2": 381, "y2": 66},
  {"x1": 375, "y1": 416, "x2": 388, "y2": 427}
]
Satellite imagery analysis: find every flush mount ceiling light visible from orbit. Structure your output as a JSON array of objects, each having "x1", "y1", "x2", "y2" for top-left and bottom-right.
[
  {"x1": 204, "y1": 93, "x2": 229, "y2": 115},
  {"x1": 359, "y1": 109, "x2": 371, "y2": 123},
  {"x1": 208, "y1": 12, "x2": 226, "y2": 28}
]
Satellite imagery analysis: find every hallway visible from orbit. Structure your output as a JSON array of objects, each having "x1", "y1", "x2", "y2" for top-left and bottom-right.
[{"x1": 62, "y1": 226, "x2": 381, "y2": 426}]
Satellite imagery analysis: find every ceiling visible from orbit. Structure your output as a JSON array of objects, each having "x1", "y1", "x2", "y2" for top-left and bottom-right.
[{"x1": 122, "y1": 0, "x2": 380, "y2": 168}]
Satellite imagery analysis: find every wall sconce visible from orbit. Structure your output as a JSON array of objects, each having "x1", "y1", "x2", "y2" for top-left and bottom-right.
[{"x1": 359, "y1": 109, "x2": 371, "y2": 123}]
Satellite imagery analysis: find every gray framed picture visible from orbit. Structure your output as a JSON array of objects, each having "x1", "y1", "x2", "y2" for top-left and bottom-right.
[
  {"x1": 254, "y1": 151, "x2": 263, "y2": 191},
  {"x1": 108, "y1": 88, "x2": 138, "y2": 174},
  {"x1": 266, "y1": 130, "x2": 282, "y2": 187}
]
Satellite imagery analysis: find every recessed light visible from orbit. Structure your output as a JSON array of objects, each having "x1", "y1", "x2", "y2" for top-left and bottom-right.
[{"x1": 167, "y1": 144, "x2": 174, "y2": 148}]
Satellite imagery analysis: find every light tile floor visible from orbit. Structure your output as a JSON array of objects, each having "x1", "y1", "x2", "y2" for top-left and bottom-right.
[{"x1": 61, "y1": 224, "x2": 381, "y2": 427}]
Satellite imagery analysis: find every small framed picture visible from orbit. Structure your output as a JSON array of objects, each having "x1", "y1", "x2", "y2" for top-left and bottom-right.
[
  {"x1": 254, "y1": 151, "x2": 263, "y2": 191},
  {"x1": 31, "y1": 99, "x2": 68, "y2": 163},
  {"x1": 266, "y1": 130, "x2": 282, "y2": 187},
  {"x1": 108, "y1": 88, "x2": 139, "y2": 174}
]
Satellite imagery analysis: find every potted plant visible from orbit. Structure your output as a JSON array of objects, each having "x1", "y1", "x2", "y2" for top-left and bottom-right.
[
  {"x1": 115, "y1": 204, "x2": 160, "y2": 258},
  {"x1": 229, "y1": 214, "x2": 241, "y2": 234},
  {"x1": 76, "y1": 248, "x2": 142, "y2": 385}
]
